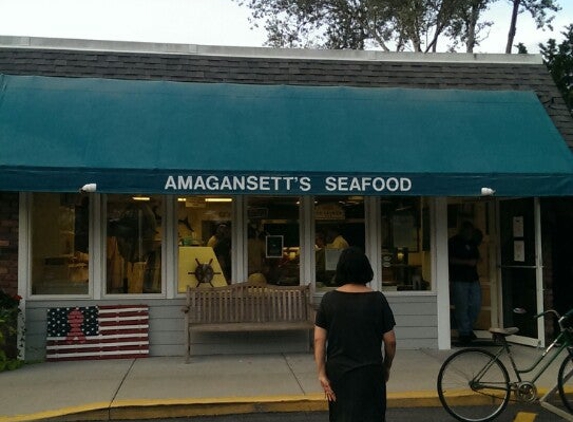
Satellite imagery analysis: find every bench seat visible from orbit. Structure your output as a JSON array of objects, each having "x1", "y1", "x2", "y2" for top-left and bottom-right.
[{"x1": 182, "y1": 282, "x2": 314, "y2": 362}]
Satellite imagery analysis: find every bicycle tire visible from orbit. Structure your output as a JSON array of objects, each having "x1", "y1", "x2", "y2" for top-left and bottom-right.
[
  {"x1": 558, "y1": 353, "x2": 573, "y2": 413},
  {"x1": 437, "y1": 348, "x2": 510, "y2": 422}
]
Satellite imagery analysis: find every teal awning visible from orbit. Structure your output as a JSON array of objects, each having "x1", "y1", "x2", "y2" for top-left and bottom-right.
[{"x1": 1, "y1": 73, "x2": 573, "y2": 196}]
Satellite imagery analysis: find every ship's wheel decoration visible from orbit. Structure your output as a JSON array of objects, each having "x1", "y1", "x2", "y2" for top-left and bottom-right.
[{"x1": 189, "y1": 258, "x2": 221, "y2": 287}]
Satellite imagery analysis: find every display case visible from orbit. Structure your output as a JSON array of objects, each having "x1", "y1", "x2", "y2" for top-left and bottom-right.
[{"x1": 381, "y1": 249, "x2": 424, "y2": 291}]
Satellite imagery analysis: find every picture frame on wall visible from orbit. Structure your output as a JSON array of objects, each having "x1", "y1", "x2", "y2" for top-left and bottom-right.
[{"x1": 265, "y1": 235, "x2": 284, "y2": 258}]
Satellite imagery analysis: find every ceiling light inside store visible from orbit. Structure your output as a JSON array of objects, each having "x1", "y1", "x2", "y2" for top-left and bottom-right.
[
  {"x1": 347, "y1": 196, "x2": 364, "y2": 202},
  {"x1": 177, "y1": 198, "x2": 187, "y2": 202},
  {"x1": 132, "y1": 196, "x2": 151, "y2": 201},
  {"x1": 204, "y1": 198, "x2": 233, "y2": 203}
]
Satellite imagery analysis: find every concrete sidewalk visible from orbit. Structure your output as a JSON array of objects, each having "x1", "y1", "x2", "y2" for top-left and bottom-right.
[{"x1": 0, "y1": 345, "x2": 568, "y2": 422}]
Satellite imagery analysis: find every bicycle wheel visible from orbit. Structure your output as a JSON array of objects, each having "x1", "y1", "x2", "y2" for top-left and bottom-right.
[
  {"x1": 558, "y1": 354, "x2": 573, "y2": 413},
  {"x1": 438, "y1": 348, "x2": 510, "y2": 422}
]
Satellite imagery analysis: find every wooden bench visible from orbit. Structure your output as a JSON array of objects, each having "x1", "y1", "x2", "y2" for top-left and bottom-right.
[{"x1": 182, "y1": 282, "x2": 314, "y2": 362}]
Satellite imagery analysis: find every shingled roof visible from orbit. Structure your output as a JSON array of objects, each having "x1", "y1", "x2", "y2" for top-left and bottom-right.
[{"x1": 1, "y1": 36, "x2": 572, "y2": 148}]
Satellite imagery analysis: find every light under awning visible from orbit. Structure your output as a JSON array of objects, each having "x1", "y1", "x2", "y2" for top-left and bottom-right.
[{"x1": 1, "y1": 74, "x2": 573, "y2": 196}]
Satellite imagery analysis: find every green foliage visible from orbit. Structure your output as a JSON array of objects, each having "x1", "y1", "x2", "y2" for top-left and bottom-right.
[
  {"x1": 236, "y1": 0, "x2": 495, "y2": 52},
  {"x1": 540, "y1": 24, "x2": 573, "y2": 112},
  {"x1": 506, "y1": 0, "x2": 561, "y2": 53},
  {"x1": 515, "y1": 42, "x2": 529, "y2": 53},
  {"x1": 0, "y1": 289, "x2": 23, "y2": 372},
  {"x1": 238, "y1": 0, "x2": 563, "y2": 53},
  {"x1": 520, "y1": 0, "x2": 560, "y2": 31}
]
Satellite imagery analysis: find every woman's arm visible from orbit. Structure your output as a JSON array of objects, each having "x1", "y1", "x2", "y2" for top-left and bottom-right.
[
  {"x1": 314, "y1": 325, "x2": 336, "y2": 402},
  {"x1": 382, "y1": 329, "x2": 397, "y2": 382}
]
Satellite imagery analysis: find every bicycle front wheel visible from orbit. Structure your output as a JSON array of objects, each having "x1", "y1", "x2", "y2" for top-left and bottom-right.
[
  {"x1": 438, "y1": 348, "x2": 510, "y2": 422},
  {"x1": 558, "y1": 353, "x2": 573, "y2": 413}
]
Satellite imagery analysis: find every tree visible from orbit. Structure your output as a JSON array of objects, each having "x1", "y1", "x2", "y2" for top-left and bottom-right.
[
  {"x1": 445, "y1": 0, "x2": 492, "y2": 52},
  {"x1": 540, "y1": 24, "x2": 573, "y2": 112},
  {"x1": 515, "y1": 42, "x2": 528, "y2": 53},
  {"x1": 237, "y1": 0, "x2": 494, "y2": 52},
  {"x1": 505, "y1": 0, "x2": 561, "y2": 54}
]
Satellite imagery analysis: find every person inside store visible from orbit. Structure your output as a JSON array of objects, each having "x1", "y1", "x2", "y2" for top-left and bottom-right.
[
  {"x1": 247, "y1": 226, "x2": 266, "y2": 279},
  {"x1": 207, "y1": 224, "x2": 228, "y2": 248},
  {"x1": 208, "y1": 224, "x2": 232, "y2": 283},
  {"x1": 449, "y1": 221, "x2": 481, "y2": 345},
  {"x1": 315, "y1": 231, "x2": 327, "y2": 285},
  {"x1": 326, "y1": 226, "x2": 350, "y2": 249},
  {"x1": 314, "y1": 247, "x2": 397, "y2": 422}
]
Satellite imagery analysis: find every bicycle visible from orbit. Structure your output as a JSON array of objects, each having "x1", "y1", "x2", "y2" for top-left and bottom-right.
[{"x1": 437, "y1": 308, "x2": 573, "y2": 422}]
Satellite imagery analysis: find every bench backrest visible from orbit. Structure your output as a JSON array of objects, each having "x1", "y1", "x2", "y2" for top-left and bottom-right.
[{"x1": 185, "y1": 283, "x2": 311, "y2": 324}]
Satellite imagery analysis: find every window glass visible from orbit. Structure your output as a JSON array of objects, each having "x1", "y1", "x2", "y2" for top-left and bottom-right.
[
  {"x1": 315, "y1": 196, "x2": 365, "y2": 291},
  {"x1": 31, "y1": 193, "x2": 89, "y2": 295},
  {"x1": 247, "y1": 196, "x2": 300, "y2": 286},
  {"x1": 176, "y1": 196, "x2": 233, "y2": 292},
  {"x1": 381, "y1": 197, "x2": 431, "y2": 291},
  {"x1": 106, "y1": 195, "x2": 163, "y2": 294}
]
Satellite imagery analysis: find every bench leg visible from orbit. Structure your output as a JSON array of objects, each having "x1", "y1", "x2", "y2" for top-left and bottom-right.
[{"x1": 185, "y1": 328, "x2": 191, "y2": 364}]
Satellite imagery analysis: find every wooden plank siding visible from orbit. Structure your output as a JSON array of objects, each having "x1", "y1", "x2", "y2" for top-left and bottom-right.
[
  {"x1": 23, "y1": 293, "x2": 438, "y2": 360},
  {"x1": 387, "y1": 294, "x2": 439, "y2": 349}
]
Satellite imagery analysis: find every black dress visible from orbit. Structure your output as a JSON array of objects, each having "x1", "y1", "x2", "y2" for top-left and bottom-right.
[{"x1": 315, "y1": 290, "x2": 396, "y2": 422}]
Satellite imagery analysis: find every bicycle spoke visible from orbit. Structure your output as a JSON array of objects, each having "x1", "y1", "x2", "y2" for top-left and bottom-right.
[{"x1": 438, "y1": 349, "x2": 510, "y2": 422}]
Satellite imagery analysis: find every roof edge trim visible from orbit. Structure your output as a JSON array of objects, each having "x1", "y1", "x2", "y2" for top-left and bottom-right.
[{"x1": 0, "y1": 35, "x2": 543, "y2": 64}]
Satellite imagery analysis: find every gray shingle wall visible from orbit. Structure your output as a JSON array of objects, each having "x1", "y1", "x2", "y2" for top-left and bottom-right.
[{"x1": 0, "y1": 47, "x2": 571, "y2": 147}]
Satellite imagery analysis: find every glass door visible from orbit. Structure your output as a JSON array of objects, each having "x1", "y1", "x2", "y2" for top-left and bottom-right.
[{"x1": 498, "y1": 198, "x2": 544, "y2": 346}]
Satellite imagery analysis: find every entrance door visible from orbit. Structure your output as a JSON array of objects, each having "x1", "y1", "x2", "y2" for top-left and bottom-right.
[
  {"x1": 447, "y1": 199, "x2": 496, "y2": 338},
  {"x1": 498, "y1": 198, "x2": 544, "y2": 346}
]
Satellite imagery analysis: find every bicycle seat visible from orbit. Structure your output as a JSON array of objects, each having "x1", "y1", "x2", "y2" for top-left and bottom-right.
[{"x1": 489, "y1": 327, "x2": 519, "y2": 336}]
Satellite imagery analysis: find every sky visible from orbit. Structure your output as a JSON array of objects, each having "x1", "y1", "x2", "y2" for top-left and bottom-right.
[{"x1": 0, "y1": 0, "x2": 571, "y2": 54}]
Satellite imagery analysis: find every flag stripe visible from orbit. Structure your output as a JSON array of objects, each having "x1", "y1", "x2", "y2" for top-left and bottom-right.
[
  {"x1": 46, "y1": 352, "x2": 148, "y2": 361},
  {"x1": 46, "y1": 305, "x2": 149, "y2": 361},
  {"x1": 47, "y1": 337, "x2": 149, "y2": 346},
  {"x1": 47, "y1": 341, "x2": 149, "y2": 351},
  {"x1": 46, "y1": 349, "x2": 149, "y2": 360}
]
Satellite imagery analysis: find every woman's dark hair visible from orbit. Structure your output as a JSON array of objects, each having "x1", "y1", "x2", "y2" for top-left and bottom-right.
[{"x1": 334, "y1": 246, "x2": 373, "y2": 286}]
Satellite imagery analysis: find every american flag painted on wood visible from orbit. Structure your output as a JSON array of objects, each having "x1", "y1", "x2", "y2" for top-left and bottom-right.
[{"x1": 46, "y1": 305, "x2": 149, "y2": 361}]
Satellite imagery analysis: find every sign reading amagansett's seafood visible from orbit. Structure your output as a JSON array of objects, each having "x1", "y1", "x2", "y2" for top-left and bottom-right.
[{"x1": 164, "y1": 174, "x2": 412, "y2": 195}]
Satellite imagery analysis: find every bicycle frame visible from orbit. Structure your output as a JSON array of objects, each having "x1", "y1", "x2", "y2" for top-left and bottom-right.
[
  {"x1": 483, "y1": 311, "x2": 573, "y2": 421},
  {"x1": 468, "y1": 312, "x2": 573, "y2": 395},
  {"x1": 501, "y1": 328, "x2": 573, "y2": 385}
]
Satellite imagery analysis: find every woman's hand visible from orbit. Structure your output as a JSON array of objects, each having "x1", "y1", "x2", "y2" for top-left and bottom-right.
[
  {"x1": 314, "y1": 326, "x2": 336, "y2": 401},
  {"x1": 384, "y1": 365, "x2": 391, "y2": 383},
  {"x1": 319, "y1": 373, "x2": 336, "y2": 402}
]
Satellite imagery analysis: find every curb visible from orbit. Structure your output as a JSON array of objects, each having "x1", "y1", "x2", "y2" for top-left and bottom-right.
[
  {"x1": 6, "y1": 388, "x2": 566, "y2": 421},
  {"x1": 0, "y1": 392, "x2": 447, "y2": 422}
]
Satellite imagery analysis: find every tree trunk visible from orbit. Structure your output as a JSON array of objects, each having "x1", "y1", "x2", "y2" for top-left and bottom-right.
[
  {"x1": 505, "y1": 0, "x2": 520, "y2": 54},
  {"x1": 465, "y1": 3, "x2": 481, "y2": 53}
]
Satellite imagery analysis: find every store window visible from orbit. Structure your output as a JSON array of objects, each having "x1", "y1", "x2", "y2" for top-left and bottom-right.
[
  {"x1": 31, "y1": 193, "x2": 90, "y2": 295},
  {"x1": 247, "y1": 196, "x2": 300, "y2": 286},
  {"x1": 176, "y1": 196, "x2": 233, "y2": 292},
  {"x1": 315, "y1": 196, "x2": 365, "y2": 290},
  {"x1": 381, "y1": 197, "x2": 431, "y2": 291},
  {"x1": 106, "y1": 195, "x2": 163, "y2": 294}
]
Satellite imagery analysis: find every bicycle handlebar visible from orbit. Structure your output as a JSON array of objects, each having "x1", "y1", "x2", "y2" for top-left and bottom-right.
[
  {"x1": 534, "y1": 309, "x2": 561, "y2": 320},
  {"x1": 532, "y1": 308, "x2": 573, "y2": 333}
]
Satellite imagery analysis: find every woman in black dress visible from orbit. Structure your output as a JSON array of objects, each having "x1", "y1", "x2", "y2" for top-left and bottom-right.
[{"x1": 315, "y1": 247, "x2": 397, "y2": 422}]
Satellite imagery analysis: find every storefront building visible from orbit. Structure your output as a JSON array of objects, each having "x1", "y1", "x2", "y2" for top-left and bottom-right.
[{"x1": 1, "y1": 37, "x2": 573, "y2": 360}]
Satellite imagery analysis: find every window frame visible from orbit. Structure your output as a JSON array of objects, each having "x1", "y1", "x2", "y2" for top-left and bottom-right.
[
  {"x1": 102, "y1": 193, "x2": 167, "y2": 299},
  {"x1": 25, "y1": 192, "x2": 94, "y2": 300},
  {"x1": 21, "y1": 192, "x2": 438, "y2": 302}
]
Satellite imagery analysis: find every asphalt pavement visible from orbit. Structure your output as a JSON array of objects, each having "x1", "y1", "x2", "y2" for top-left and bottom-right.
[{"x1": 113, "y1": 405, "x2": 566, "y2": 422}]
